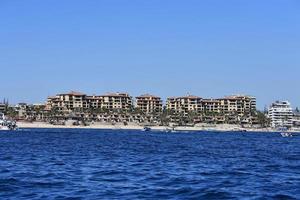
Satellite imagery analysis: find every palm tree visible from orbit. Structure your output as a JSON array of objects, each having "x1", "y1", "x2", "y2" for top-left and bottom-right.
[
  {"x1": 5, "y1": 106, "x2": 18, "y2": 119},
  {"x1": 256, "y1": 111, "x2": 270, "y2": 128}
]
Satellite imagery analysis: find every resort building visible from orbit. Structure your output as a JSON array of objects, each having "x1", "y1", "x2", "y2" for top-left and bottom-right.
[
  {"x1": 166, "y1": 94, "x2": 256, "y2": 116},
  {"x1": 100, "y1": 93, "x2": 133, "y2": 111},
  {"x1": 58, "y1": 91, "x2": 87, "y2": 110},
  {"x1": 46, "y1": 91, "x2": 133, "y2": 112},
  {"x1": 166, "y1": 95, "x2": 202, "y2": 114},
  {"x1": 136, "y1": 94, "x2": 163, "y2": 114},
  {"x1": 268, "y1": 101, "x2": 293, "y2": 128},
  {"x1": 46, "y1": 91, "x2": 87, "y2": 112},
  {"x1": 217, "y1": 95, "x2": 256, "y2": 115},
  {"x1": 201, "y1": 99, "x2": 222, "y2": 113},
  {"x1": 292, "y1": 110, "x2": 300, "y2": 127},
  {"x1": 85, "y1": 95, "x2": 103, "y2": 109}
]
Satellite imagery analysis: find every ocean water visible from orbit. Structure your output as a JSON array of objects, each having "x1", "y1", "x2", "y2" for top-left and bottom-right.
[{"x1": 0, "y1": 129, "x2": 299, "y2": 200}]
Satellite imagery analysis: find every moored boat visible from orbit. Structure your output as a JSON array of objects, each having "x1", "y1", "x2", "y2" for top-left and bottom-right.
[
  {"x1": 0, "y1": 113, "x2": 18, "y2": 131},
  {"x1": 281, "y1": 132, "x2": 293, "y2": 137},
  {"x1": 142, "y1": 126, "x2": 152, "y2": 132}
]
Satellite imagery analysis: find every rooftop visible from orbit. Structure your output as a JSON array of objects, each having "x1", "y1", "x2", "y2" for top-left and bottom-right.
[
  {"x1": 136, "y1": 94, "x2": 161, "y2": 98},
  {"x1": 58, "y1": 91, "x2": 86, "y2": 96},
  {"x1": 101, "y1": 92, "x2": 131, "y2": 97}
]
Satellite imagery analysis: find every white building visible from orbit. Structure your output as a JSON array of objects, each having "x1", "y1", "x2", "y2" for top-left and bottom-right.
[{"x1": 268, "y1": 101, "x2": 293, "y2": 128}]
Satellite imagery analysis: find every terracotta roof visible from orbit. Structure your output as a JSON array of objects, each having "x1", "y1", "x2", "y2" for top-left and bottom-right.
[
  {"x1": 167, "y1": 95, "x2": 202, "y2": 100},
  {"x1": 172, "y1": 95, "x2": 202, "y2": 99},
  {"x1": 101, "y1": 92, "x2": 131, "y2": 97},
  {"x1": 201, "y1": 99, "x2": 220, "y2": 103},
  {"x1": 136, "y1": 94, "x2": 161, "y2": 99},
  {"x1": 47, "y1": 96, "x2": 59, "y2": 99},
  {"x1": 85, "y1": 96, "x2": 103, "y2": 100},
  {"x1": 58, "y1": 91, "x2": 86, "y2": 96},
  {"x1": 222, "y1": 95, "x2": 252, "y2": 100}
]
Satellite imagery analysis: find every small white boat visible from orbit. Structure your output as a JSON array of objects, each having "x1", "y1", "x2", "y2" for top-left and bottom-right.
[
  {"x1": 281, "y1": 132, "x2": 293, "y2": 137},
  {"x1": 0, "y1": 124, "x2": 10, "y2": 131},
  {"x1": 0, "y1": 113, "x2": 18, "y2": 131}
]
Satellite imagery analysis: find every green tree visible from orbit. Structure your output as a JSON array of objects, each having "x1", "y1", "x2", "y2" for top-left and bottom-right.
[{"x1": 256, "y1": 111, "x2": 270, "y2": 128}]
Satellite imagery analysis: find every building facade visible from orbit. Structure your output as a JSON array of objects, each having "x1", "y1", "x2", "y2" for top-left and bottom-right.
[
  {"x1": 46, "y1": 91, "x2": 87, "y2": 112},
  {"x1": 166, "y1": 94, "x2": 256, "y2": 116},
  {"x1": 100, "y1": 93, "x2": 133, "y2": 111},
  {"x1": 268, "y1": 101, "x2": 293, "y2": 128},
  {"x1": 218, "y1": 95, "x2": 256, "y2": 115},
  {"x1": 201, "y1": 99, "x2": 222, "y2": 113},
  {"x1": 46, "y1": 91, "x2": 133, "y2": 112},
  {"x1": 136, "y1": 94, "x2": 163, "y2": 114},
  {"x1": 166, "y1": 95, "x2": 202, "y2": 114}
]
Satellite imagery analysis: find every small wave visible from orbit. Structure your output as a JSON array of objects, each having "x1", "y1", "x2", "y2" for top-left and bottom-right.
[{"x1": 272, "y1": 194, "x2": 297, "y2": 200}]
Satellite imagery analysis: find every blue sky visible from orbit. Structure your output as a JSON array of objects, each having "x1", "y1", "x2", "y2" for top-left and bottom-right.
[{"x1": 0, "y1": 0, "x2": 299, "y2": 109}]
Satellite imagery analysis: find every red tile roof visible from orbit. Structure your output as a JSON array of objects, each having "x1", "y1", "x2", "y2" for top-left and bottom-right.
[
  {"x1": 136, "y1": 94, "x2": 161, "y2": 99},
  {"x1": 58, "y1": 91, "x2": 86, "y2": 96},
  {"x1": 101, "y1": 92, "x2": 131, "y2": 97}
]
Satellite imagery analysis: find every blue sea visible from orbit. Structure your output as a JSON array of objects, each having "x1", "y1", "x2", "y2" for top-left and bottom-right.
[{"x1": 0, "y1": 129, "x2": 299, "y2": 200}]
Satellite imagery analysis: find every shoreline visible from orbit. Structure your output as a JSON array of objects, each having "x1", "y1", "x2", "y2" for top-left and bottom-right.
[{"x1": 16, "y1": 121, "x2": 297, "y2": 133}]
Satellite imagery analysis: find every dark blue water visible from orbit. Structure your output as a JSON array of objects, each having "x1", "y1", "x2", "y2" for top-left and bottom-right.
[{"x1": 0, "y1": 129, "x2": 299, "y2": 200}]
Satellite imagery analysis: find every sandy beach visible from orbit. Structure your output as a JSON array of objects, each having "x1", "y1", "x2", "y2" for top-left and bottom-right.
[{"x1": 16, "y1": 121, "x2": 283, "y2": 133}]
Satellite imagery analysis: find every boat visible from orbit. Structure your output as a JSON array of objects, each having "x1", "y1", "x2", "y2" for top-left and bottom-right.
[
  {"x1": 0, "y1": 113, "x2": 18, "y2": 131},
  {"x1": 281, "y1": 132, "x2": 293, "y2": 137},
  {"x1": 165, "y1": 127, "x2": 176, "y2": 133},
  {"x1": 142, "y1": 126, "x2": 152, "y2": 132}
]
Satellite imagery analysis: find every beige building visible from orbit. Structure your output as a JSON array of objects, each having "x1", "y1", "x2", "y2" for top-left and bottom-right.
[
  {"x1": 46, "y1": 91, "x2": 87, "y2": 112},
  {"x1": 85, "y1": 95, "x2": 103, "y2": 109},
  {"x1": 218, "y1": 95, "x2": 256, "y2": 115},
  {"x1": 45, "y1": 91, "x2": 256, "y2": 117},
  {"x1": 166, "y1": 95, "x2": 202, "y2": 114},
  {"x1": 166, "y1": 94, "x2": 256, "y2": 116},
  {"x1": 136, "y1": 94, "x2": 163, "y2": 114},
  {"x1": 46, "y1": 91, "x2": 133, "y2": 112},
  {"x1": 46, "y1": 96, "x2": 61, "y2": 111},
  {"x1": 100, "y1": 93, "x2": 133, "y2": 111},
  {"x1": 201, "y1": 99, "x2": 222, "y2": 113}
]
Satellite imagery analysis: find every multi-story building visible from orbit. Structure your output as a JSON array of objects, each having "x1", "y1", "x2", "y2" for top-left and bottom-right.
[
  {"x1": 268, "y1": 101, "x2": 293, "y2": 128},
  {"x1": 46, "y1": 91, "x2": 133, "y2": 112},
  {"x1": 292, "y1": 110, "x2": 300, "y2": 127},
  {"x1": 166, "y1": 94, "x2": 256, "y2": 117},
  {"x1": 58, "y1": 91, "x2": 87, "y2": 110},
  {"x1": 166, "y1": 95, "x2": 202, "y2": 114},
  {"x1": 100, "y1": 93, "x2": 133, "y2": 111},
  {"x1": 201, "y1": 99, "x2": 222, "y2": 113},
  {"x1": 46, "y1": 91, "x2": 87, "y2": 112},
  {"x1": 136, "y1": 94, "x2": 163, "y2": 114},
  {"x1": 46, "y1": 96, "x2": 61, "y2": 111},
  {"x1": 85, "y1": 95, "x2": 103, "y2": 109},
  {"x1": 218, "y1": 95, "x2": 256, "y2": 115}
]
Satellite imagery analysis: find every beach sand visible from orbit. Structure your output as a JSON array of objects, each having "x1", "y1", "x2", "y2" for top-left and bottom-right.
[{"x1": 16, "y1": 121, "x2": 279, "y2": 133}]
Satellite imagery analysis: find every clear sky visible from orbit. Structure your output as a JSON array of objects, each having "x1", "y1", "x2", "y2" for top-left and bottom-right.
[{"x1": 0, "y1": 0, "x2": 299, "y2": 109}]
